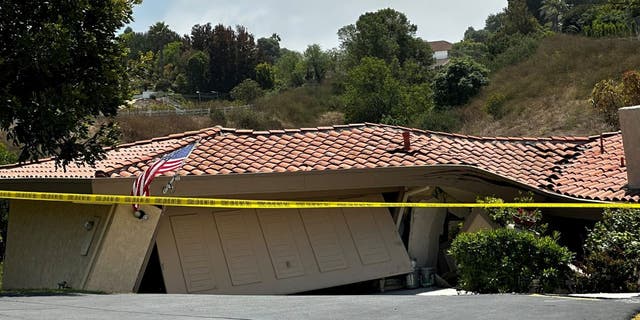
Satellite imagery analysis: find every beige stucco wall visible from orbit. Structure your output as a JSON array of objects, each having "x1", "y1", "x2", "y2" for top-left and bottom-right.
[
  {"x1": 3, "y1": 200, "x2": 111, "y2": 290},
  {"x1": 408, "y1": 201, "x2": 447, "y2": 268},
  {"x1": 84, "y1": 204, "x2": 161, "y2": 293},
  {"x1": 462, "y1": 208, "x2": 498, "y2": 233}
]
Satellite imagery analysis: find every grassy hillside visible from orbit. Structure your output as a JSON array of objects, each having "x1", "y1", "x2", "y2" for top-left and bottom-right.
[
  {"x1": 117, "y1": 84, "x2": 343, "y2": 143},
  {"x1": 460, "y1": 34, "x2": 640, "y2": 137}
]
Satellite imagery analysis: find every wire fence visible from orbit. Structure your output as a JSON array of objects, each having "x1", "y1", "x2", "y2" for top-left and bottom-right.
[{"x1": 118, "y1": 105, "x2": 251, "y2": 117}]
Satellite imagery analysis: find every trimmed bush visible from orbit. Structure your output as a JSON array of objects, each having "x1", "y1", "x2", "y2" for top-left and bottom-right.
[
  {"x1": 581, "y1": 209, "x2": 640, "y2": 292},
  {"x1": 449, "y1": 228, "x2": 573, "y2": 293},
  {"x1": 484, "y1": 93, "x2": 507, "y2": 119}
]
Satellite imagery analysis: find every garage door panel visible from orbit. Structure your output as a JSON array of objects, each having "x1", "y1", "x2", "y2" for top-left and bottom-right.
[
  {"x1": 258, "y1": 210, "x2": 305, "y2": 279},
  {"x1": 300, "y1": 209, "x2": 349, "y2": 273},
  {"x1": 343, "y1": 208, "x2": 391, "y2": 265},
  {"x1": 215, "y1": 211, "x2": 262, "y2": 286},
  {"x1": 170, "y1": 214, "x2": 217, "y2": 293}
]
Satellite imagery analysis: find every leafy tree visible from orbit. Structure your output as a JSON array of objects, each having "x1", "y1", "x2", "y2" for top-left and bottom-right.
[
  {"x1": 342, "y1": 57, "x2": 402, "y2": 123},
  {"x1": 338, "y1": 8, "x2": 433, "y2": 69},
  {"x1": 121, "y1": 27, "x2": 152, "y2": 59},
  {"x1": 539, "y1": 0, "x2": 569, "y2": 31},
  {"x1": 591, "y1": 70, "x2": 640, "y2": 128},
  {"x1": 303, "y1": 44, "x2": 331, "y2": 83},
  {"x1": 0, "y1": 0, "x2": 136, "y2": 166},
  {"x1": 582, "y1": 5, "x2": 633, "y2": 37},
  {"x1": 464, "y1": 27, "x2": 491, "y2": 43},
  {"x1": 255, "y1": 63, "x2": 276, "y2": 90},
  {"x1": 230, "y1": 79, "x2": 264, "y2": 103},
  {"x1": 257, "y1": 34, "x2": 281, "y2": 64},
  {"x1": 450, "y1": 41, "x2": 491, "y2": 66},
  {"x1": 526, "y1": 0, "x2": 545, "y2": 22},
  {"x1": 275, "y1": 49, "x2": 306, "y2": 88},
  {"x1": 128, "y1": 50, "x2": 157, "y2": 92},
  {"x1": 432, "y1": 58, "x2": 490, "y2": 107},
  {"x1": 185, "y1": 50, "x2": 210, "y2": 92},
  {"x1": 503, "y1": 0, "x2": 542, "y2": 35},
  {"x1": 485, "y1": 12, "x2": 507, "y2": 33},
  {"x1": 147, "y1": 22, "x2": 181, "y2": 53}
]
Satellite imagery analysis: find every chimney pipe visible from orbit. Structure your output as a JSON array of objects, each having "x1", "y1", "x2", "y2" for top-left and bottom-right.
[
  {"x1": 619, "y1": 106, "x2": 640, "y2": 189},
  {"x1": 402, "y1": 131, "x2": 411, "y2": 151}
]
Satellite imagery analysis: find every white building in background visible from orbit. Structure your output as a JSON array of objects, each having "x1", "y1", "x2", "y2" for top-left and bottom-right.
[{"x1": 428, "y1": 40, "x2": 453, "y2": 67}]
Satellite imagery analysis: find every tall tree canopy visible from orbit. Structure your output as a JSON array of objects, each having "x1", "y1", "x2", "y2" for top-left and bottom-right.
[
  {"x1": 0, "y1": 0, "x2": 137, "y2": 166},
  {"x1": 338, "y1": 8, "x2": 433, "y2": 69}
]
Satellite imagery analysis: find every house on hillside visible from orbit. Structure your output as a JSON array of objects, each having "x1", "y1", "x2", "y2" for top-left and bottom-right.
[
  {"x1": 428, "y1": 40, "x2": 453, "y2": 67},
  {"x1": 1, "y1": 106, "x2": 640, "y2": 294}
]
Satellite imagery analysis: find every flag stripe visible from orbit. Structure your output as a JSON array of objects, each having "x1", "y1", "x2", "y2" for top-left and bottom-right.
[{"x1": 132, "y1": 142, "x2": 196, "y2": 211}]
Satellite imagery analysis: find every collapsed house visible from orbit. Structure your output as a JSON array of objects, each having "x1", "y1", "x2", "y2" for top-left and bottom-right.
[{"x1": 1, "y1": 107, "x2": 639, "y2": 294}]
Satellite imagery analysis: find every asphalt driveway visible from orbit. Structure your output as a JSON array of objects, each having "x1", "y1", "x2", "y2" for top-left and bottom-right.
[{"x1": 0, "y1": 292, "x2": 638, "y2": 320}]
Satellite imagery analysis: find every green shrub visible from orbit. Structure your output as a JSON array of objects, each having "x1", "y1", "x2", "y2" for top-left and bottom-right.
[
  {"x1": 417, "y1": 109, "x2": 461, "y2": 132},
  {"x1": 209, "y1": 108, "x2": 226, "y2": 125},
  {"x1": 0, "y1": 143, "x2": 17, "y2": 165},
  {"x1": 484, "y1": 93, "x2": 507, "y2": 119},
  {"x1": 581, "y1": 208, "x2": 640, "y2": 292},
  {"x1": 227, "y1": 108, "x2": 280, "y2": 130},
  {"x1": 230, "y1": 79, "x2": 264, "y2": 103},
  {"x1": 449, "y1": 228, "x2": 573, "y2": 293},
  {"x1": 432, "y1": 58, "x2": 489, "y2": 107}
]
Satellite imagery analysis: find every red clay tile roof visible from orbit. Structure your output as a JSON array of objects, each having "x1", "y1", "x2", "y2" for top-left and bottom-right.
[
  {"x1": 428, "y1": 40, "x2": 453, "y2": 52},
  {"x1": 0, "y1": 123, "x2": 637, "y2": 202}
]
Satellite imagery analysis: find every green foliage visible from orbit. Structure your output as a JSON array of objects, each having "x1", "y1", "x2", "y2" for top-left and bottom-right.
[
  {"x1": 591, "y1": 70, "x2": 640, "y2": 129},
  {"x1": 417, "y1": 109, "x2": 462, "y2": 132},
  {"x1": 539, "y1": 0, "x2": 569, "y2": 31},
  {"x1": 303, "y1": 44, "x2": 331, "y2": 84},
  {"x1": 230, "y1": 79, "x2": 264, "y2": 103},
  {"x1": 478, "y1": 192, "x2": 547, "y2": 234},
  {"x1": 255, "y1": 63, "x2": 276, "y2": 90},
  {"x1": 451, "y1": 41, "x2": 491, "y2": 67},
  {"x1": 275, "y1": 49, "x2": 306, "y2": 88},
  {"x1": 581, "y1": 209, "x2": 640, "y2": 292},
  {"x1": 464, "y1": 27, "x2": 491, "y2": 43},
  {"x1": 484, "y1": 92, "x2": 508, "y2": 118},
  {"x1": 209, "y1": 109, "x2": 226, "y2": 125},
  {"x1": 257, "y1": 34, "x2": 281, "y2": 64},
  {"x1": 338, "y1": 8, "x2": 433, "y2": 69},
  {"x1": 504, "y1": 0, "x2": 542, "y2": 35},
  {"x1": 582, "y1": 5, "x2": 634, "y2": 38},
  {"x1": 0, "y1": 144, "x2": 17, "y2": 165},
  {"x1": 0, "y1": 0, "x2": 135, "y2": 166},
  {"x1": 147, "y1": 22, "x2": 180, "y2": 53},
  {"x1": 186, "y1": 51, "x2": 210, "y2": 92},
  {"x1": 449, "y1": 228, "x2": 573, "y2": 293},
  {"x1": 433, "y1": 58, "x2": 490, "y2": 107},
  {"x1": 487, "y1": 32, "x2": 543, "y2": 70},
  {"x1": 591, "y1": 79, "x2": 623, "y2": 127},
  {"x1": 226, "y1": 108, "x2": 279, "y2": 130},
  {"x1": 342, "y1": 57, "x2": 401, "y2": 123}
]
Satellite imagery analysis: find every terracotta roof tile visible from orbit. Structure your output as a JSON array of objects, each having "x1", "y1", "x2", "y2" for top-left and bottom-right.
[{"x1": 1, "y1": 123, "x2": 638, "y2": 202}]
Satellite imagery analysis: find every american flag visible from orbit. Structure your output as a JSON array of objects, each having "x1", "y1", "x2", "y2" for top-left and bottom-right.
[{"x1": 132, "y1": 142, "x2": 196, "y2": 211}]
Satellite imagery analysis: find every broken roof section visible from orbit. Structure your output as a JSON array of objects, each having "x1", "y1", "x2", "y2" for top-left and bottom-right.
[{"x1": 0, "y1": 123, "x2": 635, "y2": 202}]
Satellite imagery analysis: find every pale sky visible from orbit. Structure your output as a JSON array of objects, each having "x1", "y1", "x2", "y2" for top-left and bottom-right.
[{"x1": 127, "y1": 0, "x2": 508, "y2": 52}]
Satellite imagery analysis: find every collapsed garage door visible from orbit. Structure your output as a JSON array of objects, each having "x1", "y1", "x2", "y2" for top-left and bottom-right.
[{"x1": 155, "y1": 195, "x2": 412, "y2": 294}]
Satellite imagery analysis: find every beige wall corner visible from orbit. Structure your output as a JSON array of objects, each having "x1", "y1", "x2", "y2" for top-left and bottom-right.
[
  {"x1": 461, "y1": 208, "x2": 498, "y2": 233},
  {"x1": 408, "y1": 201, "x2": 447, "y2": 268},
  {"x1": 3, "y1": 201, "x2": 111, "y2": 290},
  {"x1": 83, "y1": 204, "x2": 161, "y2": 293}
]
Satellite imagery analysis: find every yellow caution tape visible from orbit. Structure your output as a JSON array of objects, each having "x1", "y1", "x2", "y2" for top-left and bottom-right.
[{"x1": 0, "y1": 190, "x2": 639, "y2": 209}]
